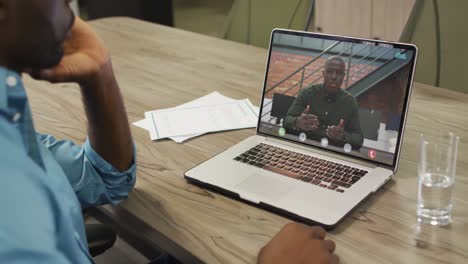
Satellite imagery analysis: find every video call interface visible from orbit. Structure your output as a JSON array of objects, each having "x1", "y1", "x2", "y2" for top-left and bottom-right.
[{"x1": 258, "y1": 31, "x2": 415, "y2": 166}]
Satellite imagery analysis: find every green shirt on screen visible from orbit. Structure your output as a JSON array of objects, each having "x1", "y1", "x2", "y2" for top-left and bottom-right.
[{"x1": 284, "y1": 84, "x2": 364, "y2": 149}]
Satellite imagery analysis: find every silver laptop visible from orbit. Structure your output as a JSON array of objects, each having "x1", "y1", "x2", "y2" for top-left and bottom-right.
[{"x1": 185, "y1": 29, "x2": 418, "y2": 229}]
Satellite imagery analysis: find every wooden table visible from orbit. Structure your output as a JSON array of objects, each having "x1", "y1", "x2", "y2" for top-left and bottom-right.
[{"x1": 24, "y1": 18, "x2": 468, "y2": 264}]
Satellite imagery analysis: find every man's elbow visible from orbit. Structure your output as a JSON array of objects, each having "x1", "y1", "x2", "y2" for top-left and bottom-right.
[
  {"x1": 106, "y1": 166, "x2": 137, "y2": 205},
  {"x1": 108, "y1": 175, "x2": 136, "y2": 205},
  {"x1": 283, "y1": 116, "x2": 296, "y2": 129}
]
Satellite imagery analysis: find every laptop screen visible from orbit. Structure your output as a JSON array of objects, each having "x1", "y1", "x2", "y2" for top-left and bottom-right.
[{"x1": 257, "y1": 30, "x2": 417, "y2": 167}]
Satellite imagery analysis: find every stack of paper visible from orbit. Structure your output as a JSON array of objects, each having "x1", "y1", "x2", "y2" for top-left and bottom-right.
[{"x1": 134, "y1": 92, "x2": 260, "y2": 143}]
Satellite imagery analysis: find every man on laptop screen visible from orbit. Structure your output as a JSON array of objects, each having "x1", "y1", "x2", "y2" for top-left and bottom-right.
[
  {"x1": 260, "y1": 33, "x2": 415, "y2": 166},
  {"x1": 283, "y1": 56, "x2": 364, "y2": 150}
]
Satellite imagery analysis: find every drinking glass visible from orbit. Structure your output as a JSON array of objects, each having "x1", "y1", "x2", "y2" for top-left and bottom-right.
[{"x1": 417, "y1": 131, "x2": 459, "y2": 226}]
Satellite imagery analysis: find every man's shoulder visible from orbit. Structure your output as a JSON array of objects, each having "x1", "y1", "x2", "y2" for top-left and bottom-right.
[{"x1": 340, "y1": 89, "x2": 358, "y2": 104}]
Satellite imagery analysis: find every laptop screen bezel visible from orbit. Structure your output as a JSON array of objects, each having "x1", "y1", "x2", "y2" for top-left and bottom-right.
[{"x1": 256, "y1": 28, "x2": 418, "y2": 170}]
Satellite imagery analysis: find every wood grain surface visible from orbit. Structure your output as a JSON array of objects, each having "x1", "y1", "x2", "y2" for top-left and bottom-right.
[{"x1": 24, "y1": 17, "x2": 468, "y2": 264}]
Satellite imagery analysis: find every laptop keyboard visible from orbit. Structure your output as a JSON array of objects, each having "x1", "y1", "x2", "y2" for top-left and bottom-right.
[{"x1": 234, "y1": 143, "x2": 368, "y2": 193}]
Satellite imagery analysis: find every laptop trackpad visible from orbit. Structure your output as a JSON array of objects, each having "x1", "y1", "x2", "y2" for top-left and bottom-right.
[{"x1": 234, "y1": 172, "x2": 295, "y2": 204}]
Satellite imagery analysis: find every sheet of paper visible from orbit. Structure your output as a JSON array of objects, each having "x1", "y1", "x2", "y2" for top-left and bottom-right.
[
  {"x1": 134, "y1": 92, "x2": 259, "y2": 142},
  {"x1": 133, "y1": 118, "x2": 152, "y2": 130},
  {"x1": 145, "y1": 99, "x2": 258, "y2": 140},
  {"x1": 165, "y1": 92, "x2": 237, "y2": 142},
  {"x1": 134, "y1": 92, "x2": 230, "y2": 140}
]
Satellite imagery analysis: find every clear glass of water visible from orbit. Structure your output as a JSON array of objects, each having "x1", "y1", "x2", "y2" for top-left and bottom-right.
[{"x1": 417, "y1": 132, "x2": 459, "y2": 226}]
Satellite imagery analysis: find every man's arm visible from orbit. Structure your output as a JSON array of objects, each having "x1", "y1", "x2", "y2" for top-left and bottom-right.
[
  {"x1": 80, "y1": 62, "x2": 133, "y2": 171},
  {"x1": 38, "y1": 133, "x2": 136, "y2": 207},
  {"x1": 284, "y1": 89, "x2": 309, "y2": 129},
  {"x1": 31, "y1": 17, "x2": 136, "y2": 207},
  {"x1": 37, "y1": 17, "x2": 133, "y2": 171},
  {"x1": 342, "y1": 100, "x2": 363, "y2": 149}
]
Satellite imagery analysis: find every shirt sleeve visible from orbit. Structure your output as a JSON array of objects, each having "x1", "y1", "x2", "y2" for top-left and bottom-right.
[
  {"x1": 37, "y1": 133, "x2": 137, "y2": 208},
  {"x1": 284, "y1": 89, "x2": 309, "y2": 129},
  {"x1": 342, "y1": 98, "x2": 364, "y2": 149}
]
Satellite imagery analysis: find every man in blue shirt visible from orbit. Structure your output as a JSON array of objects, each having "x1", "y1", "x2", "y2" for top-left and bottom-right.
[
  {"x1": 0, "y1": 0, "x2": 136, "y2": 262},
  {"x1": 0, "y1": 0, "x2": 339, "y2": 263}
]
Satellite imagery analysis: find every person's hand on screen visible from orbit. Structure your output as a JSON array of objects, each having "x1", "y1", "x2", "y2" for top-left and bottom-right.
[
  {"x1": 327, "y1": 119, "x2": 345, "y2": 141},
  {"x1": 296, "y1": 105, "x2": 320, "y2": 131}
]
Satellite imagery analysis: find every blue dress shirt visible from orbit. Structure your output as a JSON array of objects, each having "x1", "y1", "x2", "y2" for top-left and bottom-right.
[{"x1": 0, "y1": 67, "x2": 137, "y2": 263}]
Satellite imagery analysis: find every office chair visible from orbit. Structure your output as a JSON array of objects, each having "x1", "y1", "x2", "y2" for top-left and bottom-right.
[
  {"x1": 270, "y1": 93, "x2": 297, "y2": 125},
  {"x1": 400, "y1": 0, "x2": 468, "y2": 93},
  {"x1": 82, "y1": 209, "x2": 117, "y2": 257},
  {"x1": 86, "y1": 223, "x2": 117, "y2": 257}
]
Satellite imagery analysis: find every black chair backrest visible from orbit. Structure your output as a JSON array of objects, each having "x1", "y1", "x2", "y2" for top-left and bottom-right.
[
  {"x1": 270, "y1": 93, "x2": 296, "y2": 119},
  {"x1": 358, "y1": 108, "x2": 382, "y2": 141}
]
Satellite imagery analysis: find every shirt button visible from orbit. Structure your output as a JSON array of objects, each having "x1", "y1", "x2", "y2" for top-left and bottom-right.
[
  {"x1": 12, "y1": 112, "x2": 21, "y2": 122},
  {"x1": 6, "y1": 75, "x2": 18, "y2": 87}
]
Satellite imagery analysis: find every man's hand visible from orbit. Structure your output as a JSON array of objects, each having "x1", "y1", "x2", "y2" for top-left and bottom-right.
[
  {"x1": 26, "y1": 16, "x2": 133, "y2": 172},
  {"x1": 296, "y1": 105, "x2": 320, "y2": 131},
  {"x1": 258, "y1": 223, "x2": 339, "y2": 264},
  {"x1": 327, "y1": 119, "x2": 345, "y2": 141},
  {"x1": 32, "y1": 16, "x2": 111, "y2": 85}
]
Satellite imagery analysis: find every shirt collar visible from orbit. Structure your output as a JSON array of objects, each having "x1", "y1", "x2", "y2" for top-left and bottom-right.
[
  {"x1": 0, "y1": 66, "x2": 24, "y2": 111},
  {"x1": 321, "y1": 85, "x2": 343, "y2": 103}
]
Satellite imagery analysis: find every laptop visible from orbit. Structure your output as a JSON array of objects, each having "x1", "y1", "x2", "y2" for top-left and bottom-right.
[{"x1": 185, "y1": 29, "x2": 418, "y2": 229}]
